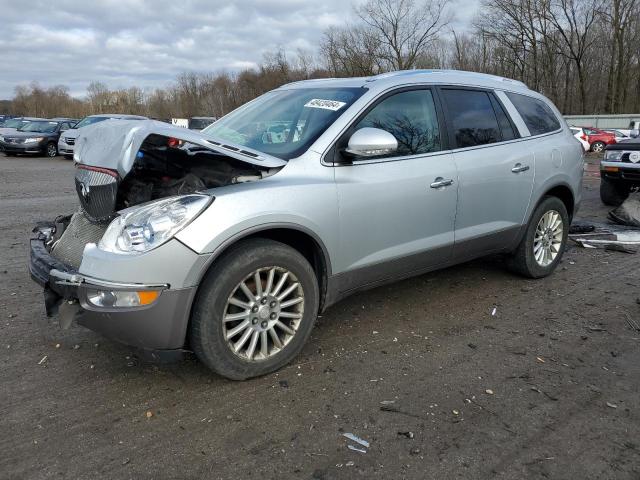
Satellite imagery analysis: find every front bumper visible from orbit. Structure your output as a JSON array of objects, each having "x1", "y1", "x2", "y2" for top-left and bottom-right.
[
  {"x1": 29, "y1": 224, "x2": 196, "y2": 351},
  {"x1": 1, "y1": 140, "x2": 45, "y2": 154},
  {"x1": 58, "y1": 139, "x2": 74, "y2": 156},
  {"x1": 600, "y1": 160, "x2": 640, "y2": 183}
]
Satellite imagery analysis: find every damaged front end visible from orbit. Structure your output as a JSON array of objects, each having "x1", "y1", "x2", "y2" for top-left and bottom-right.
[{"x1": 29, "y1": 119, "x2": 285, "y2": 342}]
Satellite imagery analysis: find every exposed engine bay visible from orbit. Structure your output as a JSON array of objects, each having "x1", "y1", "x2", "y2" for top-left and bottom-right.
[
  {"x1": 48, "y1": 120, "x2": 285, "y2": 268},
  {"x1": 116, "y1": 134, "x2": 279, "y2": 210}
]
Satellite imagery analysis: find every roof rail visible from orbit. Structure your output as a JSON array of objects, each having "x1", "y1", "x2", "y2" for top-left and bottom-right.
[{"x1": 366, "y1": 69, "x2": 528, "y2": 88}]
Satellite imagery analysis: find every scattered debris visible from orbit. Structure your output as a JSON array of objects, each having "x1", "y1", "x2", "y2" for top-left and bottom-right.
[
  {"x1": 485, "y1": 389, "x2": 494, "y2": 395},
  {"x1": 55, "y1": 343, "x2": 60, "y2": 349},
  {"x1": 342, "y1": 433, "x2": 370, "y2": 448},
  {"x1": 37, "y1": 355, "x2": 47, "y2": 365},
  {"x1": 145, "y1": 411, "x2": 153, "y2": 419},
  {"x1": 606, "y1": 402, "x2": 618, "y2": 409},
  {"x1": 380, "y1": 404, "x2": 423, "y2": 419},
  {"x1": 452, "y1": 409, "x2": 460, "y2": 415},
  {"x1": 397, "y1": 431, "x2": 414, "y2": 439},
  {"x1": 587, "y1": 326, "x2": 606, "y2": 332},
  {"x1": 410, "y1": 447, "x2": 422, "y2": 455},
  {"x1": 536, "y1": 356, "x2": 545, "y2": 363},
  {"x1": 569, "y1": 221, "x2": 640, "y2": 252},
  {"x1": 380, "y1": 400, "x2": 395, "y2": 405},
  {"x1": 345, "y1": 461, "x2": 355, "y2": 467},
  {"x1": 122, "y1": 458, "x2": 130, "y2": 465},
  {"x1": 491, "y1": 307, "x2": 497, "y2": 316},
  {"x1": 468, "y1": 343, "x2": 477, "y2": 349},
  {"x1": 347, "y1": 445, "x2": 367, "y2": 454},
  {"x1": 278, "y1": 380, "x2": 289, "y2": 388},
  {"x1": 609, "y1": 193, "x2": 640, "y2": 227}
]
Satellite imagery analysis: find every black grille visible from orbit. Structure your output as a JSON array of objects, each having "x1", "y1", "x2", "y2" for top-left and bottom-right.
[
  {"x1": 75, "y1": 167, "x2": 118, "y2": 222},
  {"x1": 50, "y1": 211, "x2": 109, "y2": 269},
  {"x1": 65, "y1": 137, "x2": 75, "y2": 145}
]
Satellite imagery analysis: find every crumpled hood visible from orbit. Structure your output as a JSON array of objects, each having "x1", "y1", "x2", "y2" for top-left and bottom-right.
[{"x1": 75, "y1": 119, "x2": 287, "y2": 178}]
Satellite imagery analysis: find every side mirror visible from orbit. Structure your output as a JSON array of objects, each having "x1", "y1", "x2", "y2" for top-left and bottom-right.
[
  {"x1": 344, "y1": 127, "x2": 398, "y2": 158},
  {"x1": 630, "y1": 129, "x2": 639, "y2": 138}
]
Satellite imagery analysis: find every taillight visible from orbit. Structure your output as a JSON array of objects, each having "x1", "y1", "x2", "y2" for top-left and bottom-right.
[
  {"x1": 581, "y1": 134, "x2": 587, "y2": 141},
  {"x1": 167, "y1": 137, "x2": 182, "y2": 148}
]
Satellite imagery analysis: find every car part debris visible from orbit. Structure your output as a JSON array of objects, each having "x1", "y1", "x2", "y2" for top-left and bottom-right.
[
  {"x1": 609, "y1": 192, "x2": 640, "y2": 227},
  {"x1": 342, "y1": 433, "x2": 370, "y2": 448},
  {"x1": 569, "y1": 221, "x2": 640, "y2": 252},
  {"x1": 347, "y1": 445, "x2": 367, "y2": 454}
]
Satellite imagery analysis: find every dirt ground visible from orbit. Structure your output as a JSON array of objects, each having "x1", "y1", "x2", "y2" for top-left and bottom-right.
[{"x1": 1, "y1": 153, "x2": 639, "y2": 480}]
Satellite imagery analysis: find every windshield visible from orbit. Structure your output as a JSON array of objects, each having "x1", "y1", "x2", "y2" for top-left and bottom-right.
[
  {"x1": 3, "y1": 119, "x2": 29, "y2": 129},
  {"x1": 18, "y1": 121, "x2": 59, "y2": 133},
  {"x1": 74, "y1": 116, "x2": 111, "y2": 129},
  {"x1": 202, "y1": 87, "x2": 367, "y2": 160}
]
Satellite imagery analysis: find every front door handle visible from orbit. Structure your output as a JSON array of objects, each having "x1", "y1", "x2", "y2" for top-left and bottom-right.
[
  {"x1": 430, "y1": 177, "x2": 454, "y2": 189},
  {"x1": 511, "y1": 163, "x2": 530, "y2": 173}
]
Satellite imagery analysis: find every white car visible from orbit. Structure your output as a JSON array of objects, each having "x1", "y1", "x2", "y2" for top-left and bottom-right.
[
  {"x1": 570, "y1": 127, "x2": 590, "y2": 151},
  {"x1": 58, "y1": 114, "x2": 147, "y2": 159}
]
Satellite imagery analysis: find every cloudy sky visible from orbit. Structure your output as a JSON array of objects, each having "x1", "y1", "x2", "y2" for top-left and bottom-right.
[{"x1": 0, "y1": 0, "x2": 478, "y2": 99}]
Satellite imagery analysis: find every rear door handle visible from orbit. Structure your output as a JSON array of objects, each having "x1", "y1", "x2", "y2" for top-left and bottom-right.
[
  {"x1": 430, "y1": 177, "x2": 454, "y2": 189},
  {"x1": 511, "y1": 163, "x2": 530, "y2": 173}
]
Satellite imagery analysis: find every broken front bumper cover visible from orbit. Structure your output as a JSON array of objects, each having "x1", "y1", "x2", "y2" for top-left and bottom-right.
[{"x1": 29, "y1": 226, "x2": 196, "y2": 351}]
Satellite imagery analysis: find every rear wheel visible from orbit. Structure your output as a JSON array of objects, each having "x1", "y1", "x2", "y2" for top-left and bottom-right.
[
  {"x1": 46, "y1": 142, "x2": 58, "y2": 157},
  {"x1": 507, "y1": 196, "x2": 569, "y2": 278},
  {"x1": 591, "y1": 141, "x2": 606, "y2": 153},
  {"x1": 190, "y1": 238, "x2": 319, "y2": 380},
  {"x1": 600, "y1": 177, "x2": 628, "y2": 206}
]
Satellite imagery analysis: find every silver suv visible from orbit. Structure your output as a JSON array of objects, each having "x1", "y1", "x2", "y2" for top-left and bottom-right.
[{"x1": 30, "y1": 70, "x2": 583, "y2": 379}]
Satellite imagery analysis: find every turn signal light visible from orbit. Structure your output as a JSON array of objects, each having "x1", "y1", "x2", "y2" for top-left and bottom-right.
[{"x1": 603, "y1": 166, "x2": 619, "y2": 172}]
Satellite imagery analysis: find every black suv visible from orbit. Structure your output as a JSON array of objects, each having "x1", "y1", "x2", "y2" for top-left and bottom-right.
[
  {"x1": 600, "y1": 135, "x2": 640, "y2": 205},
  {"x1": 0, "y1": 119, "x2": 75, "y2": 157}
]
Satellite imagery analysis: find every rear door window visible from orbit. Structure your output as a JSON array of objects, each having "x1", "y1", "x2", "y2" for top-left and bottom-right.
[
  {"x1": 440, "y1": 89, "x2": 502, "y2": 148},
  {"x1": 505, "y1": 92, "x2": 561, "y2": 136}
]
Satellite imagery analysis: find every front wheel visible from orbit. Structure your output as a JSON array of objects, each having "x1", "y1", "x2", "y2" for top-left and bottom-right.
[
  {"x1": 600, "y1": 177, "x2": 628, "y2": 206},
  {"x1": 190, "y1": 238, "x2": 319, "y2": 380},
  {"x1": 45, "y1": 142, "x2": 58, "y2": 157},
  {"x1": 591, "y1": 141, "x2": 606, "y2": 153},
  {"x1": 507, "y1": 196, "x2": 569, "y2": 278}
]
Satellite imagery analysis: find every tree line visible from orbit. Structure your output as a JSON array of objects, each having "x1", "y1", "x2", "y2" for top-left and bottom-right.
[{"x1": 5, "y1": 0, "x2": 640, "y2": 119}]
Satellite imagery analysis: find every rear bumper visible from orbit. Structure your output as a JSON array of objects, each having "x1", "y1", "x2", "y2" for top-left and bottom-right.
[{"x1": 29, "y1": 225, "x2": 195, "y2": 351}]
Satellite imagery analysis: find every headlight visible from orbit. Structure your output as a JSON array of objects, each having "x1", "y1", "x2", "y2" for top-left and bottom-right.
[
  {"x1": 24, "y1": 137, "x2": 44, "y2": 143},
  {"x1": 604, "y1": 150, "x2": 623, "y2": 161},
  {"x1": 99, "y1": 194, "x2": 212, "y2": 254}
]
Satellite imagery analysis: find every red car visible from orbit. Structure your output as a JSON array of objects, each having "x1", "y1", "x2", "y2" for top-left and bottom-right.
[{"x1": 583, "y1": 127, "x2": 616, "y2": 153}]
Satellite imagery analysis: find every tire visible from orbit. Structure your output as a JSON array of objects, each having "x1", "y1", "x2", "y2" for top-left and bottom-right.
[
  {"x1": 189, "y1": 238, "x2": 320, "y2": 380},
  {"x1": 45, "y1": 143, "x2": 58, "y2": 157},
  {"x1": 507, "y1": 196, "x2": 569, "y2": 279},
  {"x1": 599, "y1": 177, "x2": 628, "y2": 206},
  {"x1": 591, "y1": 141, "x2": 606, "y2": 153}
]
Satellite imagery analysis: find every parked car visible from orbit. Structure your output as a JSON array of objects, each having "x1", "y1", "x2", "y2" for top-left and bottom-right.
[
  {"x1": 570, "y1": 127, "x2": 590, "y2": 151},
  {"x1": 189, "y1": 116, "x2": 217, "y2": 131},
  {"x1": 583, "y1": 127, "x2": 617, "y2": 152},
  {"x1": 1, "y1": 119, "x2": 75, "y2": 157},
  {"x1": 602, "y1": 129, "x2": 629, "y2": 140},
  {"x1": 58, "y1": 114, "x2": 147, "y2": 159},
  {"x1": 29, "y1": 70, "x2": 583, "y2": 379},
  {"x1": 0, "y1": 117, "x2": 44, "y2": 137},
  {"x1": 599, "y1": 131, "x2": 640, "y2": 205},
  {"x1": 0, "y1": 114, "x2": 16, "y2": 125}
]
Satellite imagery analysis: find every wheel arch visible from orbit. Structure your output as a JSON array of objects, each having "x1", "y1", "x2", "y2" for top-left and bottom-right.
[
  {"x1": 543, "y1": 183, "x2": 575, "y2": 222},
  {"x1": 194, "y1": 224, "x2": 331, "y2": 312}
]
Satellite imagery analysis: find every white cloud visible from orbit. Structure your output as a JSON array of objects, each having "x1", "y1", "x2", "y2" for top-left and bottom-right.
[{"x1": 0, "y1": 0, "x2": 478, "y2": 99}]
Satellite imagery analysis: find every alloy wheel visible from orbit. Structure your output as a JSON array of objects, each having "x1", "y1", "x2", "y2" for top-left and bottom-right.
[
  {"x1": 47, "y1": 144, "x2": 57, "y2": 157},
  {"x1": 223, "y1": 266, "x2": 304, "y2": 361},
  {"x1": 533, "y1": 210, "x2": 563, "y2": 267}
]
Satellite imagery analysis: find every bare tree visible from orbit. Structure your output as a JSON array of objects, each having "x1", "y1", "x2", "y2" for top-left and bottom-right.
[{"x1": 355, "y1": 0, "x2": 452, "y2": 70}]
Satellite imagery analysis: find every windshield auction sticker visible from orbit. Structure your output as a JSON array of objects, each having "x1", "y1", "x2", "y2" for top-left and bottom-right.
[{"x1": 304, "y1": 99, "x2": 347, "y2": 111}]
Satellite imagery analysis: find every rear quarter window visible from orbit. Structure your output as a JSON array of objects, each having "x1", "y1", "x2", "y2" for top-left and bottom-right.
[{"x1": 506, "y1": 92, "x2": 561, "y2": 136}]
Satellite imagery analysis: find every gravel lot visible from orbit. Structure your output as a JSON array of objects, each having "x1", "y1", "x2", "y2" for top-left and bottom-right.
[{"x1": 1, "y1": 154, "x2": 639, "y2": 479}]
